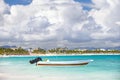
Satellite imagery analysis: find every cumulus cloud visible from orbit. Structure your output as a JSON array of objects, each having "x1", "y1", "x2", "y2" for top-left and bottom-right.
[
  {"x1": 90, "y1": 0, "x2": 120, "y2": 40},
  {"x1": 0, "y1": 0, "x2": 120, "y2": 48}
]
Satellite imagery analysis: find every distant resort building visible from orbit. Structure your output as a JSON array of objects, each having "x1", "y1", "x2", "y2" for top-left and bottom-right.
[
  {"x1": 99, "y1": 49, "x2": 106, "y2": 51},
  {"x1": 11, "y1": 47, "x2": 18, "y2": 50},
  {"x1": 74, "y1": 48, "x2": 87, "y2": 51},
  {"x1": 27, "y1": 48, "x2": 33, "y2": 55}
]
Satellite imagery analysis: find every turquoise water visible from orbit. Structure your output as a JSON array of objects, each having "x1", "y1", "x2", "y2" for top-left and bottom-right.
[{"x1": 0, "y1": 55, "x2": 120, "y2": 80}]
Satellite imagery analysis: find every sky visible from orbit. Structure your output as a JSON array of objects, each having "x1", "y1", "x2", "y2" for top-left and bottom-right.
[{"x1": 0, "y1": 0, "x2": 120, "y2": 49}]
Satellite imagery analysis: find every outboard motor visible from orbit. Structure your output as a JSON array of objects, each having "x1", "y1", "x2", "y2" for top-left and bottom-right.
[{"x1": 29, "y1": 57, "x2": 42, "y2": 64}]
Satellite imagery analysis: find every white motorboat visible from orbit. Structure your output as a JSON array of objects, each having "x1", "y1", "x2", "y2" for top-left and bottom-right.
[{"x1": 36, "y1": 60, "x2": 93, "y2": 66}]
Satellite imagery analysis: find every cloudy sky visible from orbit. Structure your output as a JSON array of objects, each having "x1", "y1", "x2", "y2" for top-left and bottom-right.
[{"x1": 0, "y1": 0, "x2": 120, "y2": 49}]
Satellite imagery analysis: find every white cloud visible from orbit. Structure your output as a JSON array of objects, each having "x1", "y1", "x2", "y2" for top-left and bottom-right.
[
  {"x1": 116, "y1": 21, "x2": 120, "y2": 25},
  {"x1": 90, "y1": 0, "x2": 120, "y2": 40},
  {"x1": 0, "y1": 0, "x2": 120, "y2": 48}
]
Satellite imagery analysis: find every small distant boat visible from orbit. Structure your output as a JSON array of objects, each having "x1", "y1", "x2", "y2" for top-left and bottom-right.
[{"x1": 37, "y1": 60, "x2": 93, "y2": 66}]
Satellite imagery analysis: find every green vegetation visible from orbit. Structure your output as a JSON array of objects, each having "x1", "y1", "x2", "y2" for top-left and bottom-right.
[
  {"x1": 0, "y1": 47, "x2": 29, "y2": 55},
  {"x1": 48, "y1": 48, "x2": 120, "y2": 54},
  {"x1": 32, "y1": 48, "x2": 46, "y2": 54},
  {"x1": 0, "y1": 47, "x2": 120, "y2": 55}
]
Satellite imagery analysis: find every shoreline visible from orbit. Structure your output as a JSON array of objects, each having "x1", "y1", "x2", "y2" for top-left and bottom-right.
[{"x1": 0, "y1": 53, "x2": 120, "y2": 57}]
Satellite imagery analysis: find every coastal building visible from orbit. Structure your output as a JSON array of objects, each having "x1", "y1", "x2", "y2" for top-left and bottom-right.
[
  {"x1": 74, "y1": 48, "x2": 87, "y2": 51},
  {"x1": 11, "y1": 46, "x2": 18, "y2": 50},
  {"x1": 99, "y1": 49, "x2": 106, "y2": 51}
]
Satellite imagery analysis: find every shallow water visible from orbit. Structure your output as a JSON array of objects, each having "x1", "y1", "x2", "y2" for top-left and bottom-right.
[{"x1": 0, "y1": 55, "x2": 120, "y2": 80}]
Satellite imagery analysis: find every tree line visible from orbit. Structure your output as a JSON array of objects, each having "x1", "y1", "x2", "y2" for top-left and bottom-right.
[
  {"x1": 48, "y1": 48, "x2": 120, "y2": 54},
  {"x1": 0, "y1": 47, "x2": 120, "y2": 55},
  {"x1": 0, "y1": 47, "x2": 29, "y2": 55}
]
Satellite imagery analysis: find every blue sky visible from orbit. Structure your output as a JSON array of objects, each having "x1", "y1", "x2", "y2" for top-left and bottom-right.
[
  {"x1": 4, "y1": 0, "x2": 32, "y2": 5},
  {"x1": 4, "y1": 0, "x2": 91, "y2": 5},
  {"x1": 0, "y1": 0, "x2": 120, "y2": 49},
  {"x1": 75, "y1": 0, "x2": 91, "y2": 3},
  {"x1": 4, "y1": 0, "x2": 92, "y2": 10}
]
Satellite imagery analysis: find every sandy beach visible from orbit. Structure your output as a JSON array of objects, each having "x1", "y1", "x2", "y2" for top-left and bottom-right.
[{"x1": 0, "y1": 53, "x2": 120, "y2": 57}]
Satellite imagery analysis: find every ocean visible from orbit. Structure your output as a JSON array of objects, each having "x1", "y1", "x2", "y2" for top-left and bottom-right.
[{"x1": 0, "y1": 55, "x2": 120, "y2": 80}]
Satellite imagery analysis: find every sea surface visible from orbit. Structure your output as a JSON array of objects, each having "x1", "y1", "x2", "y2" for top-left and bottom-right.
[{"x1": 0, "y1": 55, "x2": 120, "y2": 80}]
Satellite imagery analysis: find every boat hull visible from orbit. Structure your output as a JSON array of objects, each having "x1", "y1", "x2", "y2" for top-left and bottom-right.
[{"x1": 37, "y1": 60, "x2": 93, "y2": 66}]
